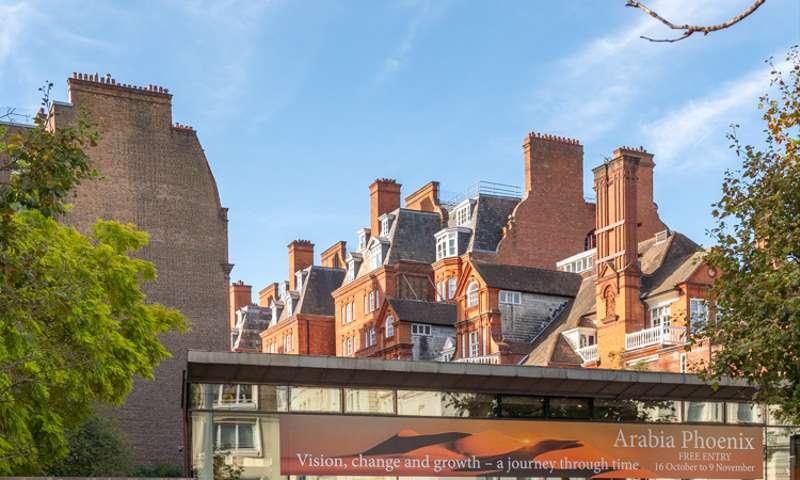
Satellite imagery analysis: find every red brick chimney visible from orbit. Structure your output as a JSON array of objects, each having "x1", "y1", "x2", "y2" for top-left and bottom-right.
[
  {"x1": 321, "y1": 241, "x2": 347, "y2": 269},
  {"x1": 229, "y1": 280, "x2": 252, "y2": 329},
  {"x1": 593, "y1": 152, "x2": 646, "y2": 367},
  {"x1": 370, "y1": 179, "x2": 401, "y2": 236},
  {"x1": 613, "y1": 146, "x2": 666, "y2": 240},
  {"x1": 258, "y1": 282, "x2": 279, "y2": 307},
  {"x1": 523, "y1": 132, "x2": 583, "y2": 202},
  {"x1": 288, "y1": 240, "x2": 314, "y2": 290}
]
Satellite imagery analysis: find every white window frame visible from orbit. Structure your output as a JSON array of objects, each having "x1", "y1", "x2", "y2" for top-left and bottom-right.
[
  {"x1": 385, "y1": 315, "x2": 394, "y2": 338},
  {"x1": 466, "y1": 281, "x2": 479, "y2": 307},
  {"x1": 468, "y1": 331, "x2": 479, "y2": 358},
  {"x1": 435, "y1": 230, "x2": 458, "y2": 260},
  {"x1": 284, "y1": 332, "x2": 292, "y2": 352},
  {"x1": 454, "y1": 201, "x2": 472, "y2": 226},
  {"x1": 499, "y1": 290, "x2": 522, "y2": 305},
  {"x1": 411, "y1": 323, "x2": 432, "y2": 336},
  {"x1": 213, "y1": 384, "x2": 258, "y2": 409},
  {"x1": 370, "y1": 246, "x2": 383, "y2": 270},
  {"x1": 690, "y1": 298, "x2": 708, "y2": 331},
  {"x1": 368, "y1": 325, "x2": 376, "y2": 346},
  {"x1": 680, "y1": 353, "x2": 688, "y2": 373},
  {"x1": 447, "y1": 277, "x2": 456, "y2": 299},
  {"x1": 214, "y1": 419, "x2": 261, "y2": 454},
  {"x1": 649, "y1": 302, "x2": 672, "y2": 328}
]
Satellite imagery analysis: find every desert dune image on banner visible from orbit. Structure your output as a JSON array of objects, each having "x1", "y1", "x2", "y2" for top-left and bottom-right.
[{"x1": 279, "y1": 414, "x2": 763, "y2": 479}]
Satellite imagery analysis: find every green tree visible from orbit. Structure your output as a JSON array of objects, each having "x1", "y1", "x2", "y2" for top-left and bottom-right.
[
  {"x1": 702, "y1": 46, "x2": 800, "y2": 423},
  {"x1": 0, "y1": 89, "x2": 186, "y2": 473},
  {"x1": 47, "y1": 415, "x2": 132, "y2": 476}
]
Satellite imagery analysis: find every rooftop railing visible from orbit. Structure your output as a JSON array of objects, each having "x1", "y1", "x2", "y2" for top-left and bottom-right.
[{"x1": 625, "y1": 325, "x2": 686, "y2": 351}]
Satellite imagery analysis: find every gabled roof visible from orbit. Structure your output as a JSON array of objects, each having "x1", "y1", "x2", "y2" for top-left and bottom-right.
[
  {"x1": 472, "y1": 261, "x2": 582, "y2": 297},
  {"x1": 523, "y1": 230, "x2": 707, "y2": 366},
  {"x1": 297, "y1": 266, "x2": 346, "y2": 316},
  {"x1": 386, "y1": 297, "x2": 456, "y2": 327},
  {"x1": 469, "y1": 195, "x2": 519, "y2": 252}
]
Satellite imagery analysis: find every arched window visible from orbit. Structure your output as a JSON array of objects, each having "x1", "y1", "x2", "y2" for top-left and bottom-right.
[
  {"x1": 466, "y1": 281, "x2": 479, "y2": 308},
  {"x1": 385, "y1": 315, "x2": 394, "y2": 338},
  {"x1": 584, "y1": 229, "x2": 596, "y2": 250}
]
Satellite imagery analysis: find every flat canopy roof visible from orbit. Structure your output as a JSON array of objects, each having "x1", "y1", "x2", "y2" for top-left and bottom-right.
[{"x1": 186, "y1": 351, "x2": 757, "y2": 402}]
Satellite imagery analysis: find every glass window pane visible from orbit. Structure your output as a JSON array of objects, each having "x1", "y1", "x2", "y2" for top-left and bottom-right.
[
  {"x1": 237, "y1": 423, "x2": 255, "y2": 449},
  {"x1": 593, "y1": 399, "x2": 641, "y2": 421},
  {"x1": 684, "y1": 401, "x2": 724, "y2": 423},
  {"x1": 500, "y1": 396, "x2": 544, "y2": 418},
  {"x1": 218, "y1": 424, "x2": 236, "y2": 449},
  {"x1": 549, "y1": 398, "x2": 590, "y2": 419},
  {"x1": 397, "y1": 390, "x2": 496, "y2": 417},
  {"x1": 636, "y1": 400, "x2": 680, "y2": 423},
  {"x1": 726, "y1": 402, "x2": 764, "y2": 424},
  {"x1": 344, "y1": 388, "x2": 395, "y2": 414},
  {"x1": 290, "y1": 386, "x2": 341, "y2": 412}
]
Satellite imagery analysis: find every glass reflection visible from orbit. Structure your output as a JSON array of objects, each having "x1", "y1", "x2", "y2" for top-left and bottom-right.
[
  {"x1": 290, "y1": 386, "x2": 341, "y2": 412},
  {"x1": 344, "y1": 388, "x2": 395, "y2": 414}
]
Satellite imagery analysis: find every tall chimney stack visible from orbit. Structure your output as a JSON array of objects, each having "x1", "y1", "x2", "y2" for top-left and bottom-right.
[
  {"x1": 321, "y1": 241, "x2": 347, "y2": 269},
  {"x1": 288, "y1": 240, "x2": 314, "y2": 290},
  {"x1": 593, "y1": 152, "x2": 646, "y2": 367},
  {"x1": 369, "y1": 179, "x2": 401, "y2": 237},
  {"x1": 522, "y1": 132, "x2": 583, "y2": 202},
  {"x1": 612, "y1": 146, "x2": 666, "y2": 241},
  {"x1": 228, "y1": 280, "x2": 253, "y2": 329}
]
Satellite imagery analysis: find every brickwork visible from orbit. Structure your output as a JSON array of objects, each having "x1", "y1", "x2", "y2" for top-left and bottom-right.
[
  {"x1": 320, "y1": 241, "x2": 347, "y2": 269},
  {"x1": 369, "y1": 178, "x2": 401, "y2": 236},
  {"x1": 54, "y1": 73, "x2": 229, "y2": 465},
  {"x1": 494, "y1": 132, "x2": 596, "y2": 269},
  {"x1": 288, "y1": 240, "x2": 314, "y2": 290},
  {"x1": 229, "y1": 280, "x2": 253, "y2": 329}
]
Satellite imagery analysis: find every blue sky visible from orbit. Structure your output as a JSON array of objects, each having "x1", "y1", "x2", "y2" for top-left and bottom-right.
[{"x1": 1, "y1": 0, "x2": 798, "y2": 294}]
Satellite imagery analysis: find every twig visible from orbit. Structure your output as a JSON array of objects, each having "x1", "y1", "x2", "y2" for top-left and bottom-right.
[{"x1": 626, "y1": 0, "x2": 766, "y2": 43}]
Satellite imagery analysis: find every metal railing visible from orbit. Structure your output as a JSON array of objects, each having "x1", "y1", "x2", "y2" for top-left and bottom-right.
[
  {"x1": 576, "y1": 344, "x2": 598, "y2": 363},
  {"x1": 625, "y1": 325, "x2": 687, "y2": 351},
  {"x1": 441, "y1": 181, "x2": 522, "y2": 209},
  {"x1": 454, "y1": 353, "x2": 501, "y2": 365}
]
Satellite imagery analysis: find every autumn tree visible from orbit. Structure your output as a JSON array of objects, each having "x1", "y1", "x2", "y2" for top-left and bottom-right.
[
  {"x1": 701, "y1": 46, "x2": 800, "y2": 423},
  {"x1": 0, "y1": 87, "x2": 185, "y2": 473}
]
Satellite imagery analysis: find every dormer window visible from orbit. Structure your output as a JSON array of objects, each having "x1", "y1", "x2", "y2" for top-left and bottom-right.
[
  {"x1": 345, "y1": 253, "x2": 362, "y2": 283},
  {"x1": 357, "y1": 228, "x2": 371, "y2": 250},
  {"x1": 278, "y1": 282, "x2": 287, "y2": 298},
  {"x1": 285, "y1": 296, "x2": 293, "y2": 317},
  {"x1": 269, "y1": 301, "x2": 278, "y2": 326},
  {"x1": 453, "y1": 200, "x2": 472, "y2": 226},
  {"x1": 435, "y1": 230, "x2": 458, "y2": 260},
  {"x1": 294, "y1": 270, "x2": 305, "y2": 292},
  {"x1": 379, "y1": 214, "x2": 394, "y2": 237},
  {"x1": 369, "y1": 245, "x2": 383, "y2": 270}
]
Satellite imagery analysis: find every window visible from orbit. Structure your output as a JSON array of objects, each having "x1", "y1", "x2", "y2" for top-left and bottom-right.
[
  {"x1": 215, "y1": 421, "x2": 258, "y2": 452},
  {"x1": 345, "y1": 389, "x2": 395, "y2": 414},
  {"x1": 370, "y1": 246, "x2": 383, "y2": 270},
  {"x1": 411, "y1": 323, "x2": 431, "y2": 336},
  {"x1": 500, "y1": 396, "x2": 545, "y2": 418},
  {"x1": 385, "y1": 315, "x2": 394, "y2": 338},
  {"x1": 346, "y1": 264, "x2": 355, "y2": 282},
  {"x1": 289, "y1": 386, "x2": 341, "y2": 412},
  {"x1": 579, "y1": 334, "x2": 595, "y2": 348},
  {"x1": 499, "y1": 290, "x2": 521, "y2": 305},
  {"x1": 358, "y1": 229, "x2": 369, "y2": 250},
  {"x1": 447, "y1": 277, "x2": 456, "y2": 299},
  {"x1": 285, "y1": 297, "x2": 293, "y2": 316},
  {"x1": 283, "y1": 332, "x2": 292, "y2": 352},
  {"x1": 380, "y1": 217, "x2": 392, "y2": 237},
  {"x1": 435, "y1": 230, "x2": 458, "y2": 260},
  {"x1": 347, "y1": 302, "x2": 353, "y2": 323},
  {"x1": 366, "y1": 325, "x2": 376, "y2": 347},
  {"x1": 549, "y1": 398, "x2": 591, "y2": 419},
  {"x1": 213, "y1": 384, "x2": 256, "y2": 408},
  {"x1": 650, "y1": 303, "x2": 671, "y2": 327},
  {"x1": 466, "y1": 281, "x2": 479, "y2": 307},
  {"x1": 340, "y1": 304, "x2": 346, "y2": 325},
  {"x1": 454, "y1": 204, "x2": 472, "y2": 226},
  {"x1": 295, "y1": 270, "x2": 304, "y2": 292},
  {"x1": 680, "y1": 353, "x2": 687, "y2": 373},
  {"x1": 584, "y1": 230, "x2": 596, "y2": 250},
  {"x1": 690, "y1": 298, "x2": 708, "y2": 331},
  {"x1": 468, "y1": 331, "x2": 479, "y2": 358}
]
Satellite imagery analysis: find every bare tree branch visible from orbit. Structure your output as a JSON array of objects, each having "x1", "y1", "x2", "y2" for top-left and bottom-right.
[{"x1": 626, "y1": 0, "x2": 766, "y2": 43}]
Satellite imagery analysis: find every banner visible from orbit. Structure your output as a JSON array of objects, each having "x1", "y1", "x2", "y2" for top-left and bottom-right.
[{"x1": 280, "y1": 414, "x2": 763, "y2": 479}]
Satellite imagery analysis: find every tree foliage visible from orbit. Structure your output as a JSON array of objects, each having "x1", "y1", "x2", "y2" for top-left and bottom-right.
[
  {"x1": 702, "y1": 46, "x2": 800, "y2": 423},
  {"x1": 46, "y1": 415, "x2": 132, "y2": 476},
  {"x1": 0, "y1": 94, "x2": 186, "y2": 473}
]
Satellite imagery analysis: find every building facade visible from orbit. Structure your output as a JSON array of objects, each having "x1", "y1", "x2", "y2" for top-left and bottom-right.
[{"x1": 44, "y1": 73, "x2": 231, "y2": 465}]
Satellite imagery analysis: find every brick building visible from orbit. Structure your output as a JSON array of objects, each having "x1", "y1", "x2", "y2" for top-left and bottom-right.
[
  {"x1": 243, "y1": 132, "x2": 715, "y2": 377},
  {"x1": 37, "y1": 73, "x2": 230, "y2": 465}
]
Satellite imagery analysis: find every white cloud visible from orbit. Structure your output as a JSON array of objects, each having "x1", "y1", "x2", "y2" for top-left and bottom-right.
[
  {"x1": 640, "y1": 59, "x2": 789, "y2": 171},
  {"x1": 375, "y1": 0, "x2": 449, "y2": 84},
  {"x1": 0, "y1": 2, "x2": 34, "y2": 65},
  {"x1": 527, "y1": 0, "x2": 758, "y2": 143}
]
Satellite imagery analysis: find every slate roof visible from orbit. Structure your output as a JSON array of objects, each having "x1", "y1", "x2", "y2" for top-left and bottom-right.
[
  {"x1": 523, "y1": 230, "x2": 706, "y2": 366},
  {"x1": 472, "y1": 261, "x2": 583, "y2": 297},
  {"x1": 297, "y1": 266, "x2": 346, "y2": 316},
  {"x1": 387, "y1": 298, "x2": 456, "y2": 327},
  {"x1": 469, "y1": 195, "x2": 519, "y2": 252},
  {"x1": 385, "y1": 208, "x2": 441, "y2": 265}
]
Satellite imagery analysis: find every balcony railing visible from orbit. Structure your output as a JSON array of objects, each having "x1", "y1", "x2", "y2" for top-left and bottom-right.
[
  {"x1": 576, "y1": 344, "x2": 598, "y2": 363},
  {"x1": 625, "y1": 325, "x2": 686, "y2": 351},
  {"x1": 455, "y1": 353, "x2": 501, "y2": 365}
]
